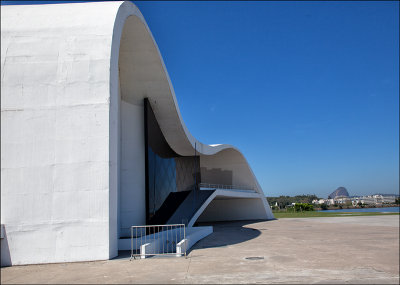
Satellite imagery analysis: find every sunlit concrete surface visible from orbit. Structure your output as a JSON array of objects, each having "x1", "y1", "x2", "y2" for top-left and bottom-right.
[
  {"x1": 1, "y1": 215, "x2": 398, "y2": 284},
  {"x1": 1, "y1": 1, "x2": 273, "y2": 265}
]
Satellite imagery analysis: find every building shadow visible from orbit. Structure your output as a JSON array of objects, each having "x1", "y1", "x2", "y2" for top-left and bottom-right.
[
  {"x1": 187, "y1": 219, "x2": 266, "y2": 255},
  {"x1": 114, "y1": 219, "x2": 271, "y2": 260},
  {"x1": 114, "y1": 250, "x2": 131, "y2": 261},
  {"x1": 1, "y1": 226, "x2": 12, "y2": 267}
]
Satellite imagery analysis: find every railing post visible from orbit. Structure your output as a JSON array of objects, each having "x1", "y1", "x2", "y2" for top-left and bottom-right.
[
  {"x1": 184, "y1": 224, "x2": 186, "y2": 258},
  {"x1": 130, "y1": 226, "x2": 133, "y2": 260}
]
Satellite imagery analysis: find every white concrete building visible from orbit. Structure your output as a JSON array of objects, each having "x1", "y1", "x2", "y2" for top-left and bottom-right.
[
  {"x1": 353, "y1": 195, "x2": 397, "y2": 205},
  {"x1": 316, "y1": 199, "x2": 326, "y2": 205},
  {"x1": 1, "y1": 1, "x2": 274, "y2": 266}
]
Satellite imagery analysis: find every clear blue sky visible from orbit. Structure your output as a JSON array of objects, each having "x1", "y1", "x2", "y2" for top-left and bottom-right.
[{"x1": 2, "y1": 1, "x2": 399, "y2": 198}]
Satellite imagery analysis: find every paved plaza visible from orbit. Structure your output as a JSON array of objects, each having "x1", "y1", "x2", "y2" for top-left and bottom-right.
[{"x1": 1, "y1": 215, "x2": 399, "y2": 284}]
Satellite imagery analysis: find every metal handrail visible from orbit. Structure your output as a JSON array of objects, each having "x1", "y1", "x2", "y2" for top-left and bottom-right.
[
  {"x1": 198, "y1": 183, "x2": 255, "y2": 191},
  {"x1": 130, "y1": 224, "x2": 186, "y2": 260}
]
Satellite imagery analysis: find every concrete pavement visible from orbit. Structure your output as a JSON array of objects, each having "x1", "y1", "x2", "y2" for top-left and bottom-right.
[{"x1": 1, "y1": 215, "x2": 399, "y2": 284}]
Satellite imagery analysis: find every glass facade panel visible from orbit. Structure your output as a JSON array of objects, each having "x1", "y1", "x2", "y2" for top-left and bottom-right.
[
  {"x1": 147, "y1": 146, "x2": 177, "y2": 219},
  {"x1": 144, "y1": 99, "x2": 200, "y2": 224}
]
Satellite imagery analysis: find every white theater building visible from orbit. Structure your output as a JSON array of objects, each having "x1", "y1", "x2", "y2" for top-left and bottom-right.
[{"x1": 1, "y1": 1, "x2": 274, "y2": 266}]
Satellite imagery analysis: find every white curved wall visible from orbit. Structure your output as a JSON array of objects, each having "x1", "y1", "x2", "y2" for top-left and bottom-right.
[
  {"x1": 1, "y1": 1, "x2": 122, "y2": 266},
  {"x1": 110, "y1": 0, "x2": 273, "y2": 218},
  {"x1": 1, "y1": 1, "x2": 273, "y2": 266}
]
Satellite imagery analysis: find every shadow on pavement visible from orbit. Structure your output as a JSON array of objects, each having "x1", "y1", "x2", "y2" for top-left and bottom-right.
[
  {"x1": 114, "y1": 219, "x2": 270, "y2": 259},
  {"x1": 188, "y1": 219, "x2": 267, "y2": 254}
]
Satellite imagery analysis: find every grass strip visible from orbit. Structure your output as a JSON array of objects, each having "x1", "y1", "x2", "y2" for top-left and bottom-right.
[{"x1": 272, "y1": 211, "x2": 400, "y2": 219}]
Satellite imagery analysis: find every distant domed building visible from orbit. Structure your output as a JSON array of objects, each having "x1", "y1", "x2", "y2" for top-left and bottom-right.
[{"x1": 328, "y1": 187, "x2": 350, "y2": 199}]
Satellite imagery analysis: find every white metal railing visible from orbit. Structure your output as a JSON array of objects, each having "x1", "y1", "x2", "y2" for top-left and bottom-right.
[
  {"x1": 198, "y1": 183, "x2": 255, "y2": 191},
  {"x1": 130, "y1": 224, "x2": 186, "y2": 260}
]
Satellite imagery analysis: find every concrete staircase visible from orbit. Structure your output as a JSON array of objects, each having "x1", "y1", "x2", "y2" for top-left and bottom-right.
[
  {"x1": 167, "y1": 190, "x2": 215, "y2": 225},
  {"x1": 148, "y1": 191, "x2": 191, "y2": 225}
]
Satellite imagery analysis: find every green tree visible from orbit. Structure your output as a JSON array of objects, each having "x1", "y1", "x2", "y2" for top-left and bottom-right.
[
  {"x1": 294, "y1": 203, "x2": 314, "y2": 212},
  {"x1": 320, "y1": 203, "x2": 328, "y2": 210},
  {"x1": 267, "y1": 194, "x2": 321, "y2": 208}
]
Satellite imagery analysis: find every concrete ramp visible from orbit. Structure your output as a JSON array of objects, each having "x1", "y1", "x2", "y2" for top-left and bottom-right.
[{"x1": 180, "y1": 226, "x2": 213, "y2": 255}]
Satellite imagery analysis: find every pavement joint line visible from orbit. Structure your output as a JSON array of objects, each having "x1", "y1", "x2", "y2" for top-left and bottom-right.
[{"x1": 183, "y1": 254, "x2": 192, "y2": 284}]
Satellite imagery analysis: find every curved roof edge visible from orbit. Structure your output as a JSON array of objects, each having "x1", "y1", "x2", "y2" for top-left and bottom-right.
[
  {"x1": 0, "y1": 1, "x2": 273, "y2": 211},
  {"x1": 112, "y1": 1, "x2": 238, "y2": 157},
  {"x1": 111, "y1": 1, "x2": 270, "y2": 202}
]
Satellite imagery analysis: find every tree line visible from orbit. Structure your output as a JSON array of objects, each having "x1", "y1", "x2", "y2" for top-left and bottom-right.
[{"x1": 267, "y1": 194, "x2": 320, "y2": 209}]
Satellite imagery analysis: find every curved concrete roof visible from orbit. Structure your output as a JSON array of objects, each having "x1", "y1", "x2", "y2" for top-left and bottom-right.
[
  {"x1": 1, "y1": 1, "x2": 273, "y2": 218},
  {"x1": 111, "y1": 2, "x2": 269, "y2": 199},
  {"x1": 113, "y1": 1, "x2": 235, "y2": 156}
]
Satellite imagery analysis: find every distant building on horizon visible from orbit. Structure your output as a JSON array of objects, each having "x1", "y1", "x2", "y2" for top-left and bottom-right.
[
  {"x1": 313, "y1": 194, "x2": 398, "y2": 206},
  {"x1": 328, "y1": 187, "x2": 350, "y2": 199}
]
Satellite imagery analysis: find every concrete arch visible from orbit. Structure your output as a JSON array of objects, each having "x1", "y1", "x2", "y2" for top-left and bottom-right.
[
  {"x1": 109, "y1": 1, "x2": 273, "y2": 222},
  {"x1": 1, "y1": 1, "x2": 273, "y2": 265}
]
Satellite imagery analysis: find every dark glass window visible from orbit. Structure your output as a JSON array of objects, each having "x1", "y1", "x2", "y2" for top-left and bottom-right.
[
  {"x1": 147, "y1": 146, "x2": 177, "y2": 219},
  {"x1": 144, "y1": 99, "x2": 200, "y2": 224}
]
